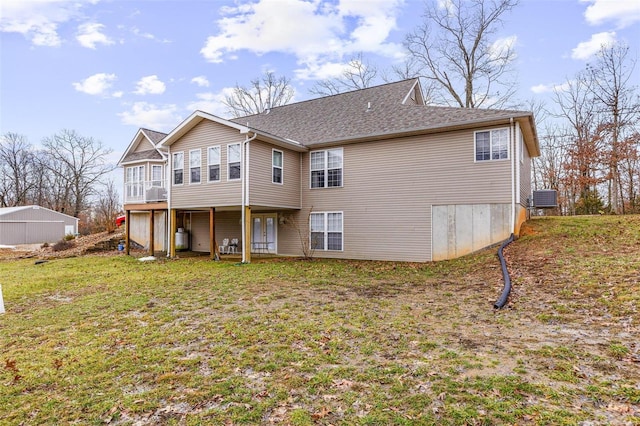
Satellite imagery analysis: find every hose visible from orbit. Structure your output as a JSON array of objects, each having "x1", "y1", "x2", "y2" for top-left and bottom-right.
[{"x1": 494, "y1": 233, "x2": 515, "y2": 309}]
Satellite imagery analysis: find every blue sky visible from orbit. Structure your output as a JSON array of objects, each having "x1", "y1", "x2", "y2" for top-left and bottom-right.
[{"x1": 1, "y1": 0, "x2": 639, "y2": 173}]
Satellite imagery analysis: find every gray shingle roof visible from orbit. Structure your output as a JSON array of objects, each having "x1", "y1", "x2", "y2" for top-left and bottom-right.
[
  {"x1": 231, "y1": 79, "x2": 532, "y2": 146},
  {"x1": 121, "y1": 149, "x2": 164, "y2": 163},
  {"x1": 141, "y1": 128, "x2": 168, "y2": 145}
]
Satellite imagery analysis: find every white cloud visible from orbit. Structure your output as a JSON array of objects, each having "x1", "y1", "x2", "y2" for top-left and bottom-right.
[
  {"x1": 294, "y1": 60, "x2": 350, "y2": 81},
  {"x1": 118, "y1": 102, "x2": 181, "y2": 130},
  {"x1": 191, "y1": 76, "x2": 210, "y2": 88},
  {"x1": 0, "y1": 0, "x2": 91, "y2": 47},
  {"x1": 186, "y1": 90, "x2": 234, "y2": 118},
  {"x1": 583, "y1": 0, "x2": 640, "y2": 28},
  {"x1": 571, "y1": 31, "x2": 617, "y2": 60},
  {"x1": 530, "y1": 81, "x2": 571, "y2": 94},
  {"x1": 72, "y1": 73, "x2": 117, "y2": 96},
  {"x1": 77, "y1": 22, "x2": 114, "y2": 49},
  {"x1": 490, "y1": 35, "x2": 517, "y2": 60},
  {"x1": 134, "y1": 75, "x2": 166, "y2": 95},
  {"x1": 200, "y1": 0, "x2": 404, "y2": 70},
  {"x1": 131, "y1": 26, "x2": 171, "y2": 43}
]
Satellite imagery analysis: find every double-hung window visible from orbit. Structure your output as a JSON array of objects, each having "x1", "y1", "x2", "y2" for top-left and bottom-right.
[
  {"x1": 208, "y1": 146, "x2": 220, "y2": 182},
  {"x1": 151, "y1": 165, "x2": 163, "y2": 187},
  {"x1": 172, "y1": 152, "x2": 184, "y2": 185},
  {"x1": 475, "y1": 128, "x2": 509, "y2": 161},
  {"x1": 126, "y1": 165, "x2": 144, "y2": 198},
  {"x1": 272, "y1": 149, "x2": 283, "y2": 184},
  {"x1": 228, "y1": 143, "x2": 241, "y2": 180},
  {"x1": 310, "y1": 212, "x2": 343, "y2": 251},
  {"x1": 310, "y1": 148, "x2": 343, "y2": 188},
  {"x1": 189, "y1": 149, "x2": 201, "y2": 184}
]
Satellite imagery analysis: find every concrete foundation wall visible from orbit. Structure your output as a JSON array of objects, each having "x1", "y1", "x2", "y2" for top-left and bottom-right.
[
  {"x1": 129, "y1": 211, "x2": 167, "y2": 251},
  {"x1": 432, "y1": 204, "x2": 511, "y2": 261}
]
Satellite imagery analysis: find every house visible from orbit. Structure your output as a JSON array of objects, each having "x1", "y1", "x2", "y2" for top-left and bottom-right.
[
  {"x1": 118, "y1": 79, "x2": 539, "y2": 262},
  {"x1": 0, "y1": 205, "x2": 79, "y2": 245}
]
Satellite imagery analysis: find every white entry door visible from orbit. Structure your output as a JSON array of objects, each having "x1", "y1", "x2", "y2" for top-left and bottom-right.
[{"x1": 252, "y1": 214, "x2": 277, "y2": 253}]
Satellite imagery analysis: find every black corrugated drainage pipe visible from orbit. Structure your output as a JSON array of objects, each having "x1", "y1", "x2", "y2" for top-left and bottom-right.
[{"x1": 494, "y1": 233, "x2": 515, "y2": 309}]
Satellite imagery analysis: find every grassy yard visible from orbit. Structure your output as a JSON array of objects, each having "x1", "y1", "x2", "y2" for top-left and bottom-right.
[{"x1": 0, "y1": 215, "x2": 638, "y2": 425}]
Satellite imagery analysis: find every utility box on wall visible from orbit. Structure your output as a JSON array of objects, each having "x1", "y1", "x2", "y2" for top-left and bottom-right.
[{"x1": 532, "y1": 190, "x2": 558, "y2": 209}]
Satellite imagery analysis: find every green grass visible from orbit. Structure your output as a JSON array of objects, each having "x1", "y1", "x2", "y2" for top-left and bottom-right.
[{"x1": 1, "y1": 215, "x2": 639, "y2": 424}]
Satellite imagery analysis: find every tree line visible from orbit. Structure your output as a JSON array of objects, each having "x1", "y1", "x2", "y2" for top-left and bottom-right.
[
  {"x1": 222, "y1": 0, "x2": 638, "y2": 216},
  {"x1": 0, "y1": 129, "x2": 119, "y2": 233},
  {"x1": 3, "y1": 0, "x2": 638, "y2": 223},
  {"x1": 534, "y1": 45, "x2": 640, "y2": 215}
]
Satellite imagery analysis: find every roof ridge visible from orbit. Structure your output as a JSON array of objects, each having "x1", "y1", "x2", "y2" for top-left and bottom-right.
[{"x1": 236, "y1": 78, "x2": 419, "y2": 120}]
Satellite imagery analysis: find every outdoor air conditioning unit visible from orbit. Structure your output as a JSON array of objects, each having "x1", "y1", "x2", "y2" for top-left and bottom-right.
[{"x1": 532, "y1": 190, "x2": 558, "y2": 208}]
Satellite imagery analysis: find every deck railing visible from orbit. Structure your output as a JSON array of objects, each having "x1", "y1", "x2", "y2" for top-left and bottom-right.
[{"x1": 124, "y1": 180, "x2": 167, "y2": 204}]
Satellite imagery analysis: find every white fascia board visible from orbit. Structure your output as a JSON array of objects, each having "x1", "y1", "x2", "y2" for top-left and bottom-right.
[{"x1": 158, "y1": 110, "x2": 249, "y2": 148}]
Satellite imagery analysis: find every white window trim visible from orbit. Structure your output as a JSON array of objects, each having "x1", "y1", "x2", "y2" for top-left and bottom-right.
[
  {"x1": 151, "y1": 164, "x2": 163, "y2": 187},
  {"x1": 309, "y1": 211, "x2": 344, "y2": 252},
  {"x1": 227, "y1": 143, "x2": 241, "y2": 181},
  {"x1": 172, "y1": 152, "x2": 184, "y2": 186},
  {"x1": 189, "y1": 149, "x2": 202, "y2": 185},
  {"x1": 474, "y1": 128, "x2": 510, "y2": 162},
  {"x1": 207, "y1": 145, "x2": 221, "y2": 183},
  {"x1": 310, "y1": 147, "x2": 343, "y2": 189},
  {"x1": 272, "y1": 149, "x2": 283, "y2": 185}
]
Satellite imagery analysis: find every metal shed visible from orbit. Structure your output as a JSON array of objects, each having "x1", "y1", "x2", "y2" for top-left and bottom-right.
[{"x1": 0, "y1": 205, "x2": 79, "y2": 245}]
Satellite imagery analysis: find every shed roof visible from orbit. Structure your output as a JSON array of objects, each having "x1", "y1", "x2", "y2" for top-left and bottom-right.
[{"x1": 0, "y1": 205, "x2": 78, "y2": 221}]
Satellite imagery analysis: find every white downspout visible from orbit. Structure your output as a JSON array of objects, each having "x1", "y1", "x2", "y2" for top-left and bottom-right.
[
  {"x1": 166, "y1": 146, "x2": 171, "y2": 257},
  {"x1": 241, "y1": 131, "x2": 257, "y2": 263},
  {"x1": 510, "y1": 117, "x2": 516, "y2": 235}
]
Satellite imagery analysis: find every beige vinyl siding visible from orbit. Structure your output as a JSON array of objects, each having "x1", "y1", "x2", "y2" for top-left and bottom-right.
[
  {"x1": 294, "y1": 128, "x2": 512, "y2": 262},
  {"x1": 132, "y1": 137, "x2": 155, "y2": 153},
  {"x1": 170, "y1": 121, "x2": 245, "y2": 209},
  {"x1": 519, "y1": 137, "x2": 532, "y2": 207},
  {"x1": 248, "y1": 140, "x2": 301, "y2": 209}
]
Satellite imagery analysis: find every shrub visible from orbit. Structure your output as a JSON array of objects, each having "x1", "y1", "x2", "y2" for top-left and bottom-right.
[
  {"x1": 64, "y1": 233, "x2": 76, "y2": 241},
  {"x1": 52, "y1": 239, "x2": 75, "y2": 252}
]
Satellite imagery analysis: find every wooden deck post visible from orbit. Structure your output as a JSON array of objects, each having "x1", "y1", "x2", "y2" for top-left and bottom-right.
[
  {"x1": 148, "y1": 209, "x2": 155, "y2": 255},
  {"x1": 244, "y1": 205, "x2": 252, "y2": 263},
  {"x1": 209, "y1": 207, "x2": 219, "y2": 260},
  {"x1": 125, "y1": 209, "x2": 131, "y2": 255},
  {"x1": 170, "y1": 209, "x2": 177, "y2": 257}
]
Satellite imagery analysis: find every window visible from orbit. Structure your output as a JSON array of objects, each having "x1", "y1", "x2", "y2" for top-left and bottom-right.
[
  {"x1": 310, "y1": 212, "x2": 343, "y2": 251},
  {"x1": 311, "y1": 148, "x2": 343, "y2": 188},
  {"x1": 151, "y1": 165, "x2": 163, "y2": 187},
  {"x1": 228, "y1": 143, "x2": 241, "y2": 180},
  {"x1": 272, "y1": 149, "x2": 283, "y2": 184},
  {"x1": 208, "y1": 146, "x2": 221, "y2": 182},
  {"x1": 172, "y1": 152, "x2": 184, "y2": 185},
  {"x1": 475, "y1": 128, "x2": 509, "y2": 161},
  {"x1": 189, "y1": 149, "x2": 201, "y2": 184},
  {"x1": 126, "y1": 165, "x2": 144, "y2": 198}
]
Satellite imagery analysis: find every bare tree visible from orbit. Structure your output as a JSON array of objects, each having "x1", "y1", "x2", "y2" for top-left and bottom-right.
[
  {"x1": 552, "y1": 74, "x2": 604, "y2": 214},
  {"x1": 41, "y1": 129, "x2": 114, "y2": 217},
  {"x1": 586, "y1": 44, "x2": 640, "y2": 213},
  {"x1": 93, "y1": 180, "x2": 121, "y2": 233},
  {"x1": 310, "y1": 53, "x2": 379, "y2": 96},
  {"x1": 223, "y1": 71, "x2": 294, "y2": 118},
  {"x1": 0, "y1": 133, "x2": 37, "y2": 207},
  {"x1": 405, "y1": 0, "x2": 519, "y2": 108}
]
